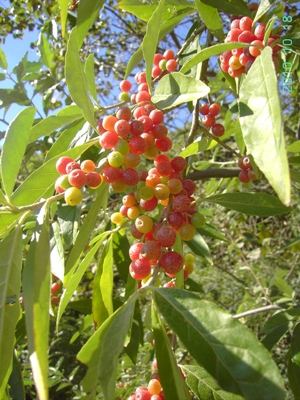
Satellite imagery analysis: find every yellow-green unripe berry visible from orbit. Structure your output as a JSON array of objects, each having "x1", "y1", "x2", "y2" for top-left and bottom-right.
[
  {"x1": 111, "y1": 212, "x2": 124, "y2": 225},
  {"x1": 184, "y1": 253, "x2": 195, "y2": 264},
  {"x1": 108, "y1": 151, "x2": 124, "y2": 168},
  {"x1": 191, "y1": 212, "x2": 206, "y2": 228},
  {"x1": 115, "y1": 139, "x2": 130, "y2": 155},
  {"x1": 119, "y1": 92, "x2": 130, "y2": 102},
  {"x1": 139, "y1": 185, "x2": 155, "y2": 201},
  {"x1": 64, "y1": 187, "x2": 82, "y2": 206},
  {"x1": 56, "y1": 174, "x2": 72, "y2": 190}
]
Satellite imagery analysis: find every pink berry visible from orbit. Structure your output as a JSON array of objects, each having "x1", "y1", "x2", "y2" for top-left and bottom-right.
[
  {"x1": 156, "y1": 226, "x2": 177, "y2": 247},
  {"x1": 56, "y1": 156, "x2": 74, "y2": 174},
  {"x1": 119, "y1": 80, "x2": 132, "y2": 92},
  {"x1": 160, "y1": 251, "x2": 184, "y2": 275}
]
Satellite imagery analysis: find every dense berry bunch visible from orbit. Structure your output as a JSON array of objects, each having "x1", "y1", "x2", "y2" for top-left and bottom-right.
[
  {"x1": 238, "y1": 155, "x2": 256, "y2": 183},
  {"x1": 220, "y1": 17, "x2": 281, "y2": 77},
  {"x1": 199, "y1": 102, "x2": 225, "y2": 137},
  {"x1": 55, "y1": 156, "x2": 103, "y2": 206},
  {"x1": 127, "y1": 378, "x2": 165, "y2": 400}
]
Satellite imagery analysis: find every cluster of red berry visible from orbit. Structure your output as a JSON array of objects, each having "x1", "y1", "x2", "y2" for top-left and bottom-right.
[
  {"x1": 220, "y1": 16, "x2": 281, "y2": 77},
  {"x1": 55, "y1": 157, "x2": 103, "y2": 205},
  {"x1": 127, "y1": 378, "x2": 164, "y2": 400},
  {"x1": 238, "y1": 155, "x2": 256, "y2": 183},
  {"x1": 199, "y1": 102, "x2": 225, "y2": 137},
  {"x1": 50, "y1": 281, "x2": 61, "y2": 307}
]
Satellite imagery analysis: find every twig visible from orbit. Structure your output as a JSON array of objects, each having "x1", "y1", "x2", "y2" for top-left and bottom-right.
[
  {"x1": 233, "y1": 305, "x2": 281, "y2": 319},
  {"x1": 176, "y1": 25, "x2": 206, "y2": 59},
  {"x1": 186, "y1": 168, "x2": 240, "y2": 181}
]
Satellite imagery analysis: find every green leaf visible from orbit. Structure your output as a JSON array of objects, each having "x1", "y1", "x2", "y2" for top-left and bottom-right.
[
  {"x1": 288, "y1": 354, "x2": 300, "y2": 399},
  {"x1": 200, "y1": 0, "x2": 251, "y2": 16},
  {"x1": 253, "y1": 0, "x2": 277, "y2": 24},
  {"x1": 37, "y1": 33, "x2": 53, "y2": 70},
  {"x1": 152, "y1": 288, "x2": 286, "y2": 400},
  {"x1": 8, "y1": 351, "x2": 26, "y2": 400},
  {"x1": 186, "y1": 232, "x2": 213, "y2": 264},
  {"x1": 142, "y1": 0, "x2": 165, "y2": 92},
  {"x1": 76, "y1": 0, "x2": 105, "y2": 49},
  {"x1": 65, "y1": 27, "x2": 97, "y2": 129},
  {"x1": 0, "y1": 107, "x2": 36, "y2": 198},
  {"x1": 0, "y1": 189, "x2": 8, "y2": 206},
  {"x1": 29, "y1": 105, "x2": 83, "y2": 143},
  {"x1": 58, "y1": 0, "x2": 69, "y2": 38},
  {"x1": 179, "y1": 139, "x2": 211, "y2": 157},
  {"x1": 204, "y1": 192, "x2": 292, "y2": 216},
  {"x1": 84, "y1": 54, "x2": 98, "y2": 102},
  {"x1": 152, "y1": 72, "x2": 210, "y2": 110},
  {"x1": 113, "y1": 230, "x2": 131, "y2": 282},
  {"x1": 50, "y1": 221, "x2": 65, "y2": 282},
  {"x1": 0, "y1": 213, "x2": 21, "y2": 238},
  {"x1": 180, "y1": 42, "x2": 247, "y2": 74},
  {"x1": 239, "y1": 47, "x2": 290, "y2": 206},
  {"x1": 64, "y1": 183, "x2": 109, "y2": 280},
  {"x1": 0, "y1": 47, "x2": 8, "y2": 70},
  {"x1": 261, "y1": 308, "x2": 300, "y2": 351},
  {"x1": 0, "y1": 226, "x2": 22, "y2": 400},
  {"x1": 57, "y1": 203, "x2": 80, "y2": 246},
  {"x1": 152, "y1": 303, "x2": 191, "y2": 400},
  {"x1": 10, "y1": 140, "x2": 98, "y2": 206},
  {"x1": 23, "y1": 204, "x2": 51, "y2": 400},
  {"x1": 92, "y1": 236, "x2": 114, "y2": 329},
  {"x1": 78, "y1": 292, "x2": 138, "y2": 399},
  {"x1": 57, "y1": 232, "x2": 110, "y2": 329},
  {"x1": 44, "y1": 118, "x2": 85, "y2": 162},
  {"x1": 194, "y1": 0, "x2": 224, "y2": 41},
  {"x1": 181, "y1": 364, "x2": 244, "y2": 400},
  {"x1": 0, "y1": 89, "x2": 30, "y2": 108},
  {"x1": 291, "y1": 323, "x2": 300, "y2": 366},
  {"x1": 287, "y1": 140, "x2": 300, "y2": 153}
]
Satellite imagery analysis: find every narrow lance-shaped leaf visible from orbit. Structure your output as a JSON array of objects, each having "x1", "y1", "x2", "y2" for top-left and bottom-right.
[
  {"x1": 194, "y1": 0, "x2": 224, "y2": 41},
  {"x1": 57, "y1": 0, "x2": 69, "y2": 38},
  {"x1": 23, "y1": 204, "x2": 51, "y2": 400},
  {"x1": 253, "y1": 0, "x2": 277, "y2": 24},
  {"x1": 152, "y1": 287, "x2": 286, "y2": 400},
  {"x1": 0, "y1": 107, "x2": 36, "y2": 198},
  {"x1": 64, "y1": 183, "x2": 109, "y2": 281},
  {"x1": 0, "y1": 47, "x2": 8, "y2": 69},
  {"x1": 288, "y1": 323, "x2": 300, "y2": 398},
  {"x1": 203, "y1": 192, "x2": 292, "y2": 216},
  {"x1": 186, "y1": 231, "x2": 213, "y2": 265},
  {"x1": 57, "y1": 231, "x2": 111, "y2": 330},
  {"x1": 76, "y1": 0, "x2": 106, "y2": 49},
  {"x1": 152, "y1": 302, "x2": 191, "y2": 400},
  {"x1": 65, "y1": 27, "x2": 97, "y2": 129},
  {"x1": 78, "y1": 291, "x2": 139, "y2": 399},
  {"x1": 29, "y1": 105, "x2": 83, "y2": 143},
  {"x1": 84, "y1": 54, "x2": 98, "y2": 102},
  {"x1": 37, "y1": 33, "x2": 53, "y2": 70},
  {"x1": 180, "y1": 42, "x2": 247, "y2": 74},
  {"x1": 93, "y1": 235, "x2": 114, "y2": 329},
  {"x1": 239, "y1": 47, "x2": 290, "y2": 205},
  {"x1": 152, "y1": 72, "x2": 210, "y2": 110},
  {"x1": 181, "y1": 365, "x2": 244, "y2": 400},
  {"x1": 200, "y1": 0, "x2": 251, "y2": 16},
  {"x1": 142, "y1": 0, "x2": 165, "y2": 92},
  {"x1": 0, "y1": 226, "x2": 22, "y2": 400}
]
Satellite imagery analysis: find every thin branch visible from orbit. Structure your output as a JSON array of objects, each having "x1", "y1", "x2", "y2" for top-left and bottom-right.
[
  {"x1": 186, "y1": 168, "x2": 240, "y2": 181},
  {"x1": 200, "y1": 126, "x2": 241, "y2": 158},
  {"x1": 170, "y1": 31, "x2": 181, "y2": 50},
  {"x1": 233, "y1": 305, "x2": 281, "y2": 319},
  {"x1": 186, "y1": 100, "x2": 200, "y2": 148},
  {"x1": 176, "y1": 24, "x2": 206, "y2": 59}
]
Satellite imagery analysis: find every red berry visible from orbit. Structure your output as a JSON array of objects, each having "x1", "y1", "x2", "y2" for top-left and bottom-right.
[
  {"x1": 199, "y1": 104, "x2": 210, "y2": 115},
  {"x1": 249, "y1": 40, "x2": 264, "y2": 57},
  {"x1": 154, "y1": 53, "x2": 164, "y2": 66},
  {"x1": 86, "y1": 172, "x2": 102, "y2": 188},
  {"x1": 155, "y1": 137, "x2": 172, "y2": 152},
  {"x1": 99, "y1": 131, "x2": 119, "y2": 149},
  {"x1": 171, "y1": 156, "x2": 186, "y2": 172},
  {"x1": 66, "y1": 161, "x2": 81, "y2": 174},
  {"x1": 116, "y1": 105, "x2": 132, "y2": 121},
  {"x1": 140, "y1": 196, "x2": 158, "y2": 211},
  {"x1": 130, "y1": 259, "x2": 151, "y2": 280},
  {"x1": 68, "y1": 169, "x2": 87, "y2": 188},
  {"x1": 166, "y1": 59, "x2": 178, "y2": 72},
  {"x1": 163, "y1": 49, "x2": 175, "y2": 60},
  {"x1": 152, "y1": 66, "x2": 161, "y2": 79},
  {"x1": 138, "y1": 116, "x2": 153, "y2": 133},
  {"x1": 119, "y1": 80, "x2": 132, "y2": 92},
  {"x1": 228, "y1": 66, "x2": 245, "y2": 78},
  {"x1": 156, "y1": 226, "x2": 177, "y2": 247},
  {"x1": 202, "y1": 114, "x2": 215, "y2": 127},
  {"x1": 182, "y1": 179, "x2": 196, "y2": 196},
  {"x1": 227, "y1": 28, "x2": 243, "y2": 42},
  {"x1": 167, "y1": 211, "x2": 184, "y2": 230},
  {"x1": 140, "y1": 240, "x2": 162, "y2": 263},
  {"x1": 102, "y1": 165, "x2": 122, "y2": 183},
  {"x1": 220, "y1": 50, "x2": 232, "y2": 64},
  {"x1": 51, "y1": 282, "x2": 60, "y2": 294},
  {"x1": 160, "y1": 251, "x2": 184, "y2": 275},
  {"x1": 129, "y1": 136, "x2": 147, "y2": 155},
  {"x1": 239, "y1": 169, "x2": 251, "y2": 183},
  {"x1": 172, "y1": 195, "x2": 191, "y2": 213},
  {"x1": 152, "y1": 124, "x2": 168, "y2": 139},
  {"x1": 129, "y1": 243, "x2": 144, "y2": 261},
  {"x1": 208, "y1": 103, "x2": 221, "y2": 116},
  {"x1": 238, "y1": 31, "x2": 257, "y2": 43},
  {"x1": 240, "y1": 16, "x2": 253, "y2": 32},
  {"x1": 211, "y1": 123, "x2": 225, "y2": 137},
  {"x1": 56, "y1": 156, "x2": 74, "y2": 174},
  {"x1": 156, "y1": 161, "x2": 172, "y2": 177},
  {"x1": 121, "y1": 168, "x2": 139, "y2": 186},
  {"x1": 130, "y1": 120, "x2": 145, "y2": 136},
  {"x1": 254, "y1": 24, "x2": 266, "y2": 41},
  {"x1": 149, "y1": 109, "x2": 164, "y2": 125},
  {"x1": 231, "y1": 19, "x2": 241, "y2": 29},
  {"x1": 136, "y1": 91, "x2": 151, "y2": 103}
]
